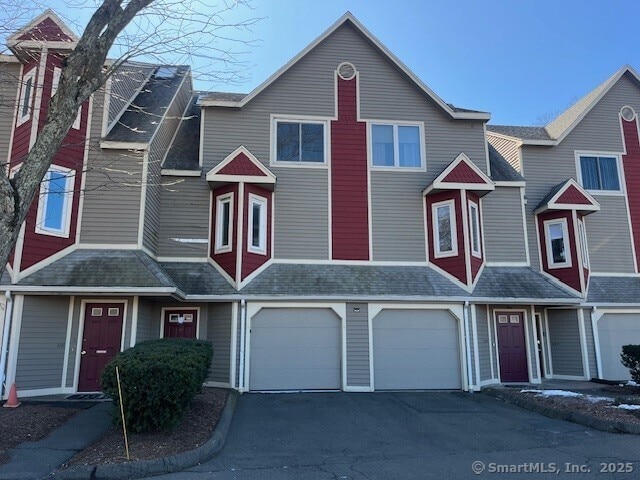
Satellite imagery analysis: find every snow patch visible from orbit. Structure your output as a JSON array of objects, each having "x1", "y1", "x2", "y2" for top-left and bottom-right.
[
  {"x1": 617, "y1": 404, "x2": 640, "y2": 411},
  {"x1": 521, "y1": 389, "x2": 582, "y2": 398},
  {"x1": 627, "y1": 380, "x2": 639, "y2": 387}
]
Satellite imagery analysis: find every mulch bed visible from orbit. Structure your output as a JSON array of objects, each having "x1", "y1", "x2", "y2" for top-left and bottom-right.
[
  {"x1": 0, "y1": 403, "x2": 84, "y2": 465},
  {"x1": 64, "y1": 388, "x2": 228, "y2": 467}
]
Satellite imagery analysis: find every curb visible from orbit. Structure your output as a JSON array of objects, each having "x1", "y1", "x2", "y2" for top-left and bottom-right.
[
  {"x1": 52, "y1": 390, "x2": 238, "y2": 480},
  {"x1": 483, "y1": 388, "x2": 640, "y2": 435}
]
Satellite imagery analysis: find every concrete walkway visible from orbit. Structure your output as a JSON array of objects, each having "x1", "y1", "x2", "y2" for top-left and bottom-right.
[{"x1": 0, "y1": 402, "x2": 112, "y2": 480}]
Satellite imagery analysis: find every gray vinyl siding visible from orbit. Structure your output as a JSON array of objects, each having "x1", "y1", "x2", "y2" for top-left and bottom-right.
[
  {"x1": 66, "y1": 298, "x2": 82, "y2": 388},
  {"x1": 81, "y1": 86, "x2": 143, "y2": 244},
  {"x1": 121, "y1": 298, "x2": 134, "y2": 350},
  {"x1": 346, "y1": 302, "x2": 370, "y2": 387},
  {"x1": 0, "y1": 62, "x2": 20, "y2": 164},
  {"x1": 475, "y1": 305, "x2": 492, "y2": 382},
  {"x1": 487, "y1": 135, "x2": 521, "y2": 172},
  {"x1": 136, "y1": 298, "x2": 157, "y2": 343},
  {"x1": 107, "y1": 65, "x2": 154, "y2": 129},
  {"x1": 582, "y1": 309, "x2": 597, "y2": 379},
  {"x1": 584, "y1": 195, "x2": 635, "y2": 273},
  {"x1": 16, "y1": 296, "x2": 69, "y2": 390},
  {"x1": 522, "y1": 74, "x2": 639, "y2": 271},
  {"x1": 547, "y1": 309, "x2": 584, "y2": 377},
  {"x1": 371, "y1": 173, "x2": 426, "y2": 261},
  {"x1": 158, "y1": 176, "x2": 209, "y2": 258},
  {"x1": 482, "y1": 187, "x2": 527, "y2": 263},
  {"x1": 236, "y1": 305, "x2": 241, "y2": 387},
  {"x1": 144, "y1": 75, "x2": 191, "y2": 254},
  {"x1": 201, "y1": 22, "x2": 486, "y2": 260},
  {"x1": 207, "y1": 303, "x2": 232, "y2": 384}
]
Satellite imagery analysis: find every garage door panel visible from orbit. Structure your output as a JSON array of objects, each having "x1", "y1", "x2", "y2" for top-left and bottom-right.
[
  {"x1": 373, "y1": 310, "x2": 461, "y2": 390},
  {"x1": 250, "y1": 308, "x2": 341, "y2": 391},
  {"x1": 599, "y1": 313, "x2": 640, "y2": 381}
]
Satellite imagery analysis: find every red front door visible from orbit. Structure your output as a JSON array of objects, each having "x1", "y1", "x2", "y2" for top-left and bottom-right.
[
  {"x1": 78, "y1": 303, "x2": 124, "y2": 392},
  {"x1": 496, "y1": 311, "x2": 529, "y2": 382},
  {"x1": 163, "y1": 309, "x2": 198, "y2": 339}
]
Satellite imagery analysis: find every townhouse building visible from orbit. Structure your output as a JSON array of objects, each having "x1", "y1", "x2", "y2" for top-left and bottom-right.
[{"x1": 0, "y1": 10, "x2": 638, "y2": 398}]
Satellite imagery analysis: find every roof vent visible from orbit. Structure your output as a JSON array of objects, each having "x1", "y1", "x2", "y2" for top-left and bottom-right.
[
  {"x1": 155, "y1": 66, "x2": 178, "y2": 79},
  {"x1": 337, "y1": 62, "x2": 356, "y2": 81},
  {"x1": 621, "y1": 106, "x2": 636, "y2": 122}
]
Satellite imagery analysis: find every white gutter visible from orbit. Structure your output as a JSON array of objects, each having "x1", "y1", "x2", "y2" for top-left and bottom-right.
[
  {"x1": 463, "y1": 301, "x2": 474, "y2": 392},
  {"x1": 0, "y1": 291, "x2": 13, "y2": 396},
  {"x1": 238, "y1": 299, "x2": 247, "y2": 392}
]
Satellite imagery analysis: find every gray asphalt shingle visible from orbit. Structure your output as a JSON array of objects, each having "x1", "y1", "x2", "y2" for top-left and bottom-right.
[
  {"x1": 162, "y1": 94, "x2": 201, "y2": 171},
  {"x1": 486, "y1": 125, "x2": 552, "y2": 141},
  {"x1": 488, "y1": 144, "x2": 525, "y2": 182},
  {"x1": 587, "y1": 276, "x2": 640, "y2": 304},
  {"x1": 472, "y1": 267, "x2": 578, "y2": 301}
]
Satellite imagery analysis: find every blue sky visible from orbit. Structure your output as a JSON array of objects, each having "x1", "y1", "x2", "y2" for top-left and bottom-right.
[{"x1": 14, "y1": 1, "x2": 640, "y2": 125}]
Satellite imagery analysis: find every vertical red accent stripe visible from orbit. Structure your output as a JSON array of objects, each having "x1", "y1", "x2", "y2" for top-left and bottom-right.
[
  {"x1": 331, "y1": 77, "x2": 369, "y2": 260},
  {"x1": 621, "y1": 118, "x2": 640, "y2": 272}
]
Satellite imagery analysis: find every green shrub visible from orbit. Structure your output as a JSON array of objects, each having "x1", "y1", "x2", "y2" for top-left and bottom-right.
[
  {"x1": 101, "y1": 339, "x2": 213, "y2": 433},
  {"x1": 621, "y1": 345, "x2": 640, "y2": 383}
]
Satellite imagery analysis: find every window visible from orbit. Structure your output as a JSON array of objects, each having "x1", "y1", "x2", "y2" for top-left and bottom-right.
[
  {"x1": 17, "y1": 69, "x2": 36, "y2": 125},
  {"x1": 469, "y1": 201, "x2": 481, "y2": 257},
  {"x1": 274, "y1": 120, "x2": 325, "y2": 164},
  {"x1": 215, "y1": 193, "x2": 233, "y2": 253},
  {"x1": 544, "y1": 219, "x2": 571, "y2": 268},
  {"x1": 35, "y1": 166, "x2": 75, "y2": 237},
  {"x1": 578, "y1": 219, "x2": 589, "y2": 269},
  {"x1": 371, "y1": 123, "x2": 423, "y2": 169},
  {"x1": 433, "y1": 200, "x2": 457, "y2": 258},
  {"x1": 578, "y1": 154, "x2": 621, "y2": 192},
  {"x1": 248, "y1": 194, "x2": 267, "y2": 255},
  {"x1": 52, "y1": 67, "x2": 82, "y2": 130}
]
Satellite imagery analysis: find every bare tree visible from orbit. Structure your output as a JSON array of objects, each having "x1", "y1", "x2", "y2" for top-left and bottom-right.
[{"x1": 0, "y1": 0, "x2": 258, "y2": 270}]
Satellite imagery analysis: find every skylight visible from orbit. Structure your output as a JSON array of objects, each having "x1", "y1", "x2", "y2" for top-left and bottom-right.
[{"x1": 155, "y1": 66, "x2": 178, "y2": 79}]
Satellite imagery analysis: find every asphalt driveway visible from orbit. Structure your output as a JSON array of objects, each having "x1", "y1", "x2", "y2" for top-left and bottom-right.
[{"x1": 158, "y1": 392, "x2": 640, "y2": 479}]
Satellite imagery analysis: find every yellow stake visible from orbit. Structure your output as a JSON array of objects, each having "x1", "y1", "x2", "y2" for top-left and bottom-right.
[{"x1": 115, "y1": 366, "x2": 130, "y2": 461}]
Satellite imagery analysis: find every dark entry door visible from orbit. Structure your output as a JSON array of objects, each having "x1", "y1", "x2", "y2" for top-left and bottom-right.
[
  {"x1": 163, "y1": 309, "x2": 198, "y2": 339},
  {"x1": 78, "y1": 303, "x2": 124, "y2": 392},
  {"x1": 496, "y1": 311, "x2": 529, "y2": 382}
]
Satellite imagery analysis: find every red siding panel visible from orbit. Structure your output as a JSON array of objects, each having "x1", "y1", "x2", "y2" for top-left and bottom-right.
[
  {"x1": 426, "y1": 191, "x2": 467, "y2": 284},
  {"x1": 622, "y1": 118, "x2": 640, "y2": 272},
  {"x1": 218, "y1": 152, "x2": 267, "y2": 176},
  {"x1": 241, "y1": 184, "x2": 272, "y2": 280},
  {"x1": 331, "y1": 77, "x2": 369, "y2": 260},
  {"x1": 555, "y1": 185, "x2": 593, "y2": 205},
  {"x1": 537, "y1": 211, "x2": 581, "y2": 293},
  {"x1": 210, "y1": 184, "x2": 238, "y2": 280},
  {"x1": 17, "y1": 17, "x2": 74, "y2": 42},
  {"x1": 442, "y1": 162, "x2": 487, "y2": 184}
]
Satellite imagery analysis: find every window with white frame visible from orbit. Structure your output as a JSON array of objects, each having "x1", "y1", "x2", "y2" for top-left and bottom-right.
[
  {"x1": 35, "y1": 165, "x2": 75, "y2": 237},
  {"x1": 215, "y1": 193, "x2": 233, "y2": 253},
  {"x1": 578, "y1": 219, "x2": 589, "y2": 269},
  {"x1": 433, "y1": 200, "x2": 457, "y2": 258},
  {"x1": 544, "y1": 219, "x2": 571, "y2": 268},
  {"x1": 51, "y1": 67, "x2": 81, "y2": 130},
  {"x1": 578, "y1": 154, "x2": 621, "y2": 192},
  {"x1": 248, "y1": 194, "x2": 267, "y2": 255},
  {"x1": 371, "y1": 123, "x2": 423, "y2": 169},
  {"x1": 469, "y1": 200, "x2": 481, "y2": 257},
  {"x1": 274, "y1": 119, "x2": 326, "y2": 164},
  {"x1": 17, "y1": 69, "x2": 36, "y2": 125}
]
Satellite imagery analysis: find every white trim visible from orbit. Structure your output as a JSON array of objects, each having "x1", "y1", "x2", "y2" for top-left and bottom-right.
[
  {"x1": 368, "y1": 121, "x2": 426, "y2": 171},
  {"x1": 7, "y1": 10, "x2": 79, "y2": 45},
  {"x1": 247, "y1": 193, "x2": 267, "y2": 255},
  {"x1": 432, "y1": 199, "x2": 458, "y2": 258},
  {"x1": 238, "y1": 259, "x2": 273, "y2": 290},
  {"x1": 203, "y1": 381, "x2": 231, "y2": 388},
  {"x1": 75, "y1": 94, "x2": 93, "y2": 244},
  {"x1": 590, "y1": 307, "x2": 603, "y2": 379},
  {"x1": 160, "y1": 90, "x2": 195, "y2": 169},
  {"x1": 520, "y1": 187, "x2": 531, "y2": 266},
  {"x1": 492, "y1": 308, "x2": 533, "y2": 383},
  {"x1": 161, "y1": 169, "x2": 201, "y2": 177},
  {"x1": 533, "y1": 312, "x2": 548, "y2": 379},
  {"x1": 35, "y1": 165, "x2": 76, "y2": 238},
  {"x1": 494, "y1": 181, "x2": 526, "y2": 187},
  {"x1": 577, "y1": 309, "x2": 590, "y2": 380},
  {"x1": 200, "y1": 13, "x2": 489, "y2": 120},
  {"x1": 423, "y1": 152, "x2": 495, "y2": 195},
  {"x1": 589, "y1": 272, "x2": 640, "y2": 277},
  {"x1": 270, "y1": 116, "x2": 330, "y2": 167},
  {"x1": 468, "y1": 199, "x2": 481, "y2": 258},
  {"x1": 99, "y1": 141, "x2": 149, "y2": 150},
  {"x1": 101, "y1": 76, "x2": 112, "y2": 137},
  {"x1": 230, "y1": 302, "x2": 238, "y2": 388},
  {"x1": 60, "y1": 296, "x2": 74, "y2": 388},
  {"x1": 235, "y1": 183, "x2": 245, "y2": 286},
  {"x1": 130, "y1": 296, "x2": 139, "y2": 347},
  {"x1": 29, "y1": 49, "x2": 48, "y2": 149},
  {"x1": 18, "y1": 243, "x2": 76, "y2": 281},
  {"x1": 16, "y1": 387, "x2": 74, "y2": 398},
  {"x1": 214, "y1": 192, "x2": 234, "y2": 254},
  {"x1": 160, "y1": 306, "x2": 201, "y2": 339},
  {"x1": 543, "y1": 218, "x2": 572, "y2": 269},
  {"x1": 207, "y1": 258, "x2": 236, "y2": 289},
  {"x1": 487, "y1": 305, "x2": 495, "y2": 380},
  {"x1": 5, "y1": 295, "x2": 23, "y2": 390},
  {"x1": 461, "y1": 192, "x2": 472, "y2": 287},
  {"x1": 530, "y1": 305, "x2": 542, "y2": 381},
  {"x1": 574, "y1": 151, "x2": 625, "y2": 196},
  {"x1": 577, "y1": 217, "x2": 589, "y2": 270},
  {"x1": 484, "y1": 123, "x2": 491, "y2": 176},
  {"x1": 157, "y1": 256, "x2": 208, "y2": 263},
  {"x1": 471, "y1": 304, "x2": 481, "y2": 389},
  {"x1": 136, "y1": 151, "x2": 149, "y2": 247},
  {"x1": 484, "y1": 261, "x2": 530, "y2": 267},
  {"x1": 16, "y1": 66, "x2": 36, "y2": 127},
  {"x1": 199, "y1": 107, "x2": 205, "y2": 167},
  {"x1": 206, "y1": 145, "x2": 276, "y2": 181}
]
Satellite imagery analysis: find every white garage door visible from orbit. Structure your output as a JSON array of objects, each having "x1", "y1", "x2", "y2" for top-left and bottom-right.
[
  {"x1": 249, "y1": 308, "x2": 341, "y2": 391},
  {"x1": 598, "y1": 313, "x2": 640, "y2": 380},
  {"x1": 373, "y1": 309, "x2": 462, "y2": 390}
]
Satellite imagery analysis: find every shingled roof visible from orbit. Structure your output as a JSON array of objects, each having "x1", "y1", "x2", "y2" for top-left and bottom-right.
[
  {"x1": 488, "y1": 144, "x2": 524, "y2": 182},
  {"x1": 486, "y1": 125, "x2": 552, "y2": 141},
  {"x1": 162, "y1": 93, "x2": 201, "y2": 171}
]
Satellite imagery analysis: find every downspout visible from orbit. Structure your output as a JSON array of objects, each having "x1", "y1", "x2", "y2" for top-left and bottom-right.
[
  {"x1": 463, "y1": 301, "x2": 474, "y2": 392},
  {"x1": 0, "y1": 291, "x2": 13, "y2": 397},
  {"x1": 238, "y1": 299, "x2": 246, "y2": 392}
]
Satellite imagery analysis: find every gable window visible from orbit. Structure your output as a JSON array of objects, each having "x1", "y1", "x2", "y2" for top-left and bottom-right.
[
  {"x1": 544, "y1": 219, "x2": 571, "y2": 268},
  {"x1": 371, "y1": 123, "x2": 423, "y2": 169},
  {"x1": 578, "y1": 219, "x2": 589, "y2": 269},
  {"x1": 274, "y1": 119, "x2": 326, "y2": 164},
  {"x1": 17, "y1": 69, "x2": 36, "y2": 125},
  {"x1": 578, "y1": 154, "x2": 621, "y2": 192},
  {"x1": 35, "y1": 165, "x2": 75, "y2": 237},
  {"x1": 433, "y1": 200, "x2": 457, "y2": 258},
  {"x1": 468, "y1": 200, "x2": 481, "y2": 257},
  {"x1": 215, "y1": 193, "x2": 233, "y2": 253},
  {"x1": 248, "y1": 194, "x2": 267, "y2": 255}
]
